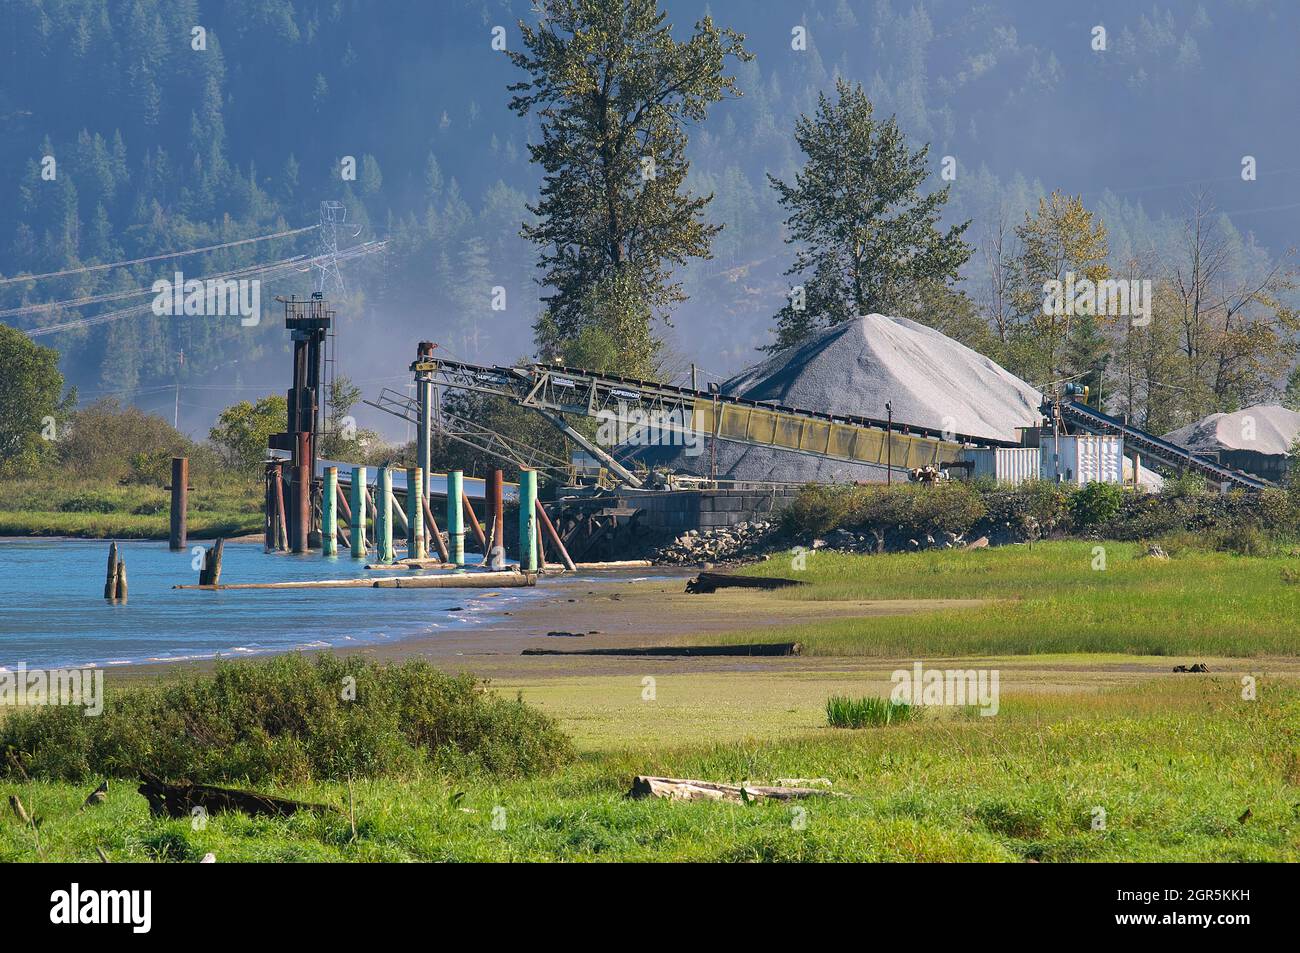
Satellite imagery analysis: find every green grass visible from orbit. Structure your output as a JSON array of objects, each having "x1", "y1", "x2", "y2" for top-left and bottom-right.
[
  {"x1": 825, "y1": 695, "x2": 918, "y2": 728},
  {"x1": 3, "y1": 678, "x2": 1296, "y2": 862},
  {"x1": 0, "y1": 477, "x2": 261, "y2": 538},
  {"x1": 709, "y1": 542, "x2": 1300, "y2": 657}
]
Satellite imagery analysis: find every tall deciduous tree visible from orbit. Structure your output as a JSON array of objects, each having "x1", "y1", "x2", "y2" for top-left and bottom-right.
[
  {"x1": 508, "y1": 0, "x2": 750, "y2": 375},
  {"x1": 1006, "y1": 191, "x2": 1110, "y2": 388},
  {"x1": 766, "y1": 79, "x2": 971, "y2": 352},
  {"x1": 0, "y1": 325, "x2": 74, "y2": 476}
]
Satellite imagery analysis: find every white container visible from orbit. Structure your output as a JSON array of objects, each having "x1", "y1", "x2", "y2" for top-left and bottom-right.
[
  {"x1": 1040, "y1": 435, "x2": 1123, "y2": 484},
  {"x1": 963, "y1": 447, "x2": 1041, "y2": 485}
]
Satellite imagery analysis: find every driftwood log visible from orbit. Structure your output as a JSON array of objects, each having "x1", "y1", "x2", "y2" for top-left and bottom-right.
[
  {"x1": 685, "y1": 572, "x2": 804, "y2": 594},
  {"x1": 137, "y1": 774, "x2": 338, "y2": 820},
  {"x1": 626, "y1": 776, "x2": 844, "y2": 803},
  {"x1": 523, "y1": 642, "x2": 801, "y2": 657}
]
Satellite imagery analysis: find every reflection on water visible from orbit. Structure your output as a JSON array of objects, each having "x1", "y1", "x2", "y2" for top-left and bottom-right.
[{"x1": 0, "y1": 539, "x2": 524, "y2": 669}]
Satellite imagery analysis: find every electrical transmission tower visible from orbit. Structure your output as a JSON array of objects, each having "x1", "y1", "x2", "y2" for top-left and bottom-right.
[{"x1": 315, "y1": 200, "x2": 347, "y2": 296}]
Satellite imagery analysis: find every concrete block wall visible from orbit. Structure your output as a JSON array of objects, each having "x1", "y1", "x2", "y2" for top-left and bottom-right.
[{"x1": 623, "y1": 487, "x2": 802, "y2": 531}]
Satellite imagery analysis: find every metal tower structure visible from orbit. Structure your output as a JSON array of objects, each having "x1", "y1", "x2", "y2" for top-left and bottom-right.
[{"x1": 315, "y1": 201, "x2": 348, "y2": 297}]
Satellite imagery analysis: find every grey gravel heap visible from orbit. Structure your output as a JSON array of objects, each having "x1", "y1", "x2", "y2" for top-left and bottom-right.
[{"x1": 652, "y1": 314, "x2": 1042, "y2": 483}]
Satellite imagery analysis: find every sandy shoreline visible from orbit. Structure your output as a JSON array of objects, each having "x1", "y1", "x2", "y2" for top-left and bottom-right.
[{"x1": 96, "y1": 566, "x2": 1289, "y2": 690}]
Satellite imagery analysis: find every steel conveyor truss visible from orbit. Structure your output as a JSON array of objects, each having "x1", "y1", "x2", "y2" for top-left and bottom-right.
[{"x1": 411, "y1": 357, "x2": 1016, "y2": 476}]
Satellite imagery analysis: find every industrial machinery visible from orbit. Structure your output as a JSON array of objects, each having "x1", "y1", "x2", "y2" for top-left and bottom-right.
[
  {"x1": 266, "y1": 293, "x2": 332, "y2": 552},
  {"x1": 401, "y1": 353, "x2": 1020, "y2": 488}
]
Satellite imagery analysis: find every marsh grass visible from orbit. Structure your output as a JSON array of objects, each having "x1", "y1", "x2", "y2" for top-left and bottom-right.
[
  {"x1": 0, "y1": 477, "x2": 261, "y2": 538},
  {"x1": 2, "y1": 678, "x2": 1295, "y2": 862},
  {"x1": 825, "y1": 695, "x2": 917, "y2": 728},
  {"x1": 716, "y1": 542, "x2": 1300, "y2": 657}
]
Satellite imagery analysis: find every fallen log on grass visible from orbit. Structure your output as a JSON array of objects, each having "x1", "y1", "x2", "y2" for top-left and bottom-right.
[
  {"x1": 627, "y1": 776, "x2": 844, "y2": 803},
  {"x1": 137, "y1": 774, "x2": 339, "y2": 820},
  {"x1": 685, "y1": 572, "x2": 803, "y2": 594},
  {"x1": 523, "y1": 641, "x2": 801, "y2": 657}
]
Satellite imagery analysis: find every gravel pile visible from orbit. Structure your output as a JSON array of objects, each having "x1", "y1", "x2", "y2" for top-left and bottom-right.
[
  {"x1": 1163, "y1": 404, "x2": 1300, "y2": 456},
  {"x1": 651, "y1": 314, "x2": 1043, "y2": 483}
]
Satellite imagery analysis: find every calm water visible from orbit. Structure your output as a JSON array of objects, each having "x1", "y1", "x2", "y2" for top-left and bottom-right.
[{"x1": 0, "y1": 539, "x2": 534, "y2": 669}]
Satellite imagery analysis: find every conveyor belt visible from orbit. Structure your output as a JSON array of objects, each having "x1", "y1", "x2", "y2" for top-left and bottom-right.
[
  {"x1": 1056, "y1": 400, "x2": 1272, "y2": 490},
  {"x1": 412, "y1": 357, "x2": 1020, "y2": 477}
]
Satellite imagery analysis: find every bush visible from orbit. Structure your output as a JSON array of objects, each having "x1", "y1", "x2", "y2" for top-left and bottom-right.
[
  {"x1": 0, "y1": 655, "x2": 573, "y2": 784},
  {"x1": 56, "y1": 492, "x2": 119, "y2": 514},
  {"x1": 782, "y1": 482, "x2": 986, "y2": 543},
  {"x1": 57, "y1": 399, "x2": 192, "y2": 486},
  {"x1": 1211, "y1": 522, "x2": 1269, "y2": 557},
  {"x1": 779, "y1": 484, "x2": 861, "y2": 537},
  {"x1": 1069, "y1": 482, "x2": 1125, "y2": 530}
]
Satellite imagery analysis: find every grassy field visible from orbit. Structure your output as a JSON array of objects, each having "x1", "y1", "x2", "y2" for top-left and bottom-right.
[
  {"x1": 705, "y1": 542, "x2": 1300, "y2": 657},
  {"x1": 2, "y1": 677, "x2": 1296, "y2": 862},
  {"x1": 3, "y1": 542, "x2": 1298, "y2": 862},
  {"x1": 0, "y1": 478, "x2": 261, "y2": 539}
]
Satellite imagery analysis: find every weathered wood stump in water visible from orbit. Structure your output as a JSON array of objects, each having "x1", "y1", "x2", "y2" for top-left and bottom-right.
[
  {"x1": 104, "y1": 543, "x2": 119, "y2": 600},
  {"x1": 626, "y1": 776, "x2": 844, "y2": 803},
  {"x1": 113, "y1": 555, "x2": 127, "y2": 601},
  {"x1": 137, "y1": 774, "x2": 339, "y2": 820},
  {"x1": 197, "y1": 538, "x2": 224, "y2": 586},
  {"x1": 685, "y1": 572, "x2": 804, "y2": 594}
]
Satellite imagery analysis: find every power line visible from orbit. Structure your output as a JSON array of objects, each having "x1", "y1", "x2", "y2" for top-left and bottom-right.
[
  {"x1": 0, "y1": 224, "x2": 318, "y2": 286},
  {"x1": 0, "y1": 254, "x2": 312, "y2": 318},
  {"x1": 22, "y1": 242, "x2": 385, "y2": 337}
]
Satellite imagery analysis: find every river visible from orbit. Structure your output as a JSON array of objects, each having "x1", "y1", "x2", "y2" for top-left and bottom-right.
[{"x1": 0, "y1": 538, "x2": 529, "y2": 670}]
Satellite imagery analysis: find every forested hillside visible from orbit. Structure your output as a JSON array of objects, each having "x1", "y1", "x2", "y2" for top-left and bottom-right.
[{"x1": 2, "y1": 0, "x2": 1298, "y2": 437}]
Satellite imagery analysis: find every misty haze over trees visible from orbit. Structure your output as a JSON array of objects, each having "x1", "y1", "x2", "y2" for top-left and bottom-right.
[{"x1": 2, "y1": 0, "x2": 1299, "y2": 442}]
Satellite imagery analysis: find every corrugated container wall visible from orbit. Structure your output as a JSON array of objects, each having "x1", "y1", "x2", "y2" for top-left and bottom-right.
[
  {"x1": 1041, "y1": 435, "x2": 1124, "y2": 484},
  {"x1": 964, "y1": 448, "x2": 1040, "y2": 485}
]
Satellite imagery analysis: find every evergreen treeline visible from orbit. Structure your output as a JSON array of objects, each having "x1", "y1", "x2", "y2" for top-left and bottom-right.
[{"x1": 1, "y1": 0, "x2": 1296, "y2": 437}]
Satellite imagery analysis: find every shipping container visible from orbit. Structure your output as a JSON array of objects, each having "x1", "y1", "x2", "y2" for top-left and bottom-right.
[
  {"x1": 1040, "y1": 434, "x2": 1124, "y2": 484},
  {"x1": 962, "y1": 447, "x2": 1041, "y2": 485}
]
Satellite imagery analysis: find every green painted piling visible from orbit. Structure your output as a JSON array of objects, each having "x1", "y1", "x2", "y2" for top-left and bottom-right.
[
  {"x1": 322, "y1": 467, "x2": 338, "y2": 556},
  {"x1": 447, "y1": 470, "x2": 465, "y2": 566},
  {"x1": 377, "y1": 467, "x2": 394, "y2": 563},
  {"x1": 406, "y1": 467, "x2": 426, "y2": 560},
  {"x1": 350, "y1": 466, "x2": 367, "y2": 559},
  {"x1": 518, "y1": 469, "x2": 538, "y2": 572}
]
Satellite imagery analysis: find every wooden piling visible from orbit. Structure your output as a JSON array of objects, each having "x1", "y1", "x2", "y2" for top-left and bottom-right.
[
  {"x1": 350, "y1": 466, "x2": 367, "y2": 558},
  {"x1": 113, "y1": 556, "x2": 128, "y2": 602},
  {"x1": 104, "y1": 542, "x2": 119, "y2": 600},
  {"x1": 211, "y1": 538, "x2": 224, "y2": 586},
  {"x1": 407, "y1": 468, "x2": 426, "y2": 560},
  {"x1": 293, "y1": 432, "x2": 311, "y2": 554},
  {"x1": 447, "y1": 470, "x2": 465, "y2": 566},
  {"x1": 376, "y1": 467, "x2": 394, "y2": 563},
  {"x1": 536, "y1": 508, "x2": 548, "y2": 565},
  {"x1": 518, "y1": 469, "x2": 538, "y2": 572},
  {"x1": 462, "y1": 492, "x2": 486, "y2": 551},
  {"x1": 169, "y1": 457, "x2": 188, "y2": 551},
  {"x1": 272, "y1": 464, "x2": 288, "y2": 552},
  {"x1": 488, "y1": 469, "x2": 505, "y2": 569},
  {"x1": 199, "y1": 538, "x2": 225, "y2": 586},
  {"x1": 536, "y1": 499, "x2": 576, "y2": 571},
  {"x1": 322, "y1": 467, "x2": 338, "y2": 556},
  {"x1": 422, "y1": 495, "x2": 450, "y2": 563},
  {"x1": 263, "y1": 463, "x2": 276, "y2": 552}
]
